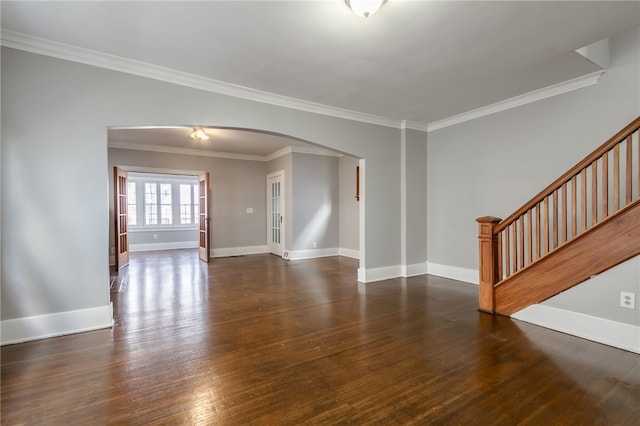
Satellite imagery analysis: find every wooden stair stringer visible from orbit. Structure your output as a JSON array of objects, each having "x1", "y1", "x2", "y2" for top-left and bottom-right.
[{"x1": 494, "y1": 200, "x2": 640, "y2": 316}]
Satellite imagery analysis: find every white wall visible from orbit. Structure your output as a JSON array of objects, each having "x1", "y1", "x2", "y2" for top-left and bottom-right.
[{"x1": 427, "y1": 25, "x2": 640, "y2": 329}]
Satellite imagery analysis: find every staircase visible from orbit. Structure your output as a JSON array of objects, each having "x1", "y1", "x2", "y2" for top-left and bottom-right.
[{"x1": 477, "y1": 116, "x2": 640, "y2": 316}]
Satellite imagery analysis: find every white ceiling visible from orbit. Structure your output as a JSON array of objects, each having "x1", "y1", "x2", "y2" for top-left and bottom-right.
[{"x1": 2, "y1": 1, "x2": 639, "y2": 156}]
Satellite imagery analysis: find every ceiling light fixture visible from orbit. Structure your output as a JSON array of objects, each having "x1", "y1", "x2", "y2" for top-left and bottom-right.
[
  {"x1": 345, "y1": 0, "x2": 386, "y2": 18},
  {"x1": 190, "y1": 127, "x2": 209, "y2": 141}
]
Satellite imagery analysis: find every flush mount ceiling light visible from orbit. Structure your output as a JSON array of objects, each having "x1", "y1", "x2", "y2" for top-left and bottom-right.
[
  {"x1": 345, "y1": 0, "x2": 386, "y2": 18},
  {"x1": 190, "y1": 127, "x2": 209, "y2": 141}
]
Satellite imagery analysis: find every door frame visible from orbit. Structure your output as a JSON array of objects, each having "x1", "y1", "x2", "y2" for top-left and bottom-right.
[{"x1": 266, "y1": 170, "x2": 285, "y2": 257}]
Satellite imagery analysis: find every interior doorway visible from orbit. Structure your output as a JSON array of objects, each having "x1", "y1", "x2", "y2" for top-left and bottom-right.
[{"x1": 267, "y1": 170, "x2": 285, "y2": 257}]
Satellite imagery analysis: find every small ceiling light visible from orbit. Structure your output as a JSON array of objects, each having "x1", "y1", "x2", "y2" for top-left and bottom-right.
[
  {"x1": 345, "y1": 0, "x2": 386, "y2": 18},
  {"x1": 190, "y1": 127, "x2": 209, "y2": 141}
]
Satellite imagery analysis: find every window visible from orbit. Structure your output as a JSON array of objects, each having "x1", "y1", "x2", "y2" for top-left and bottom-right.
[
  {"x1": 144, "y1": 183, "x2": 158, "y2": 225},
  {"x1": 180, "y1": 184, "x2": 199, "y2": 225},
  {"x1": 160, "y1": 183, "x2": 172, "y2": 225},
  {"x1": 127, "y1": 173, "x2": 199, "y2": 229},
  {"x1": 127, "y1": 181, "x2": 137, "y2": 226}
]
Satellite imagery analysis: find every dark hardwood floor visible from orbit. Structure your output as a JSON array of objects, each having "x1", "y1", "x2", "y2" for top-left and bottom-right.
[{"x1": 2, "y1": 250, "x2": 639, "y2": 425}]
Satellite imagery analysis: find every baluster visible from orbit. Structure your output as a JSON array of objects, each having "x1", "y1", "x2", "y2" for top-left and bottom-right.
[
  {"x1": 571, "y1": 175, "x2": 577, "y2": 238},
  {"x1": 581, "y1": 169, "x2": 587, "y2": 231},
  {"x1": 561, "y1": 182, "x2": 567, "y2": 243},
  {"x1": 614, "y1": 144, "x2": 620, "y2": 211},
  {"x1": 527, "y1": 208, "x2": 533, "y2": 264},
  {"x1": 497, "y1": 231, "x2": 503, "y2": 281},
  {"x1": 505, "y1": 224, "x2": 511, "y2": 277},
  {"x1": 543, "y1": 196, "x2": 549, "y2": 255},
  {"x1": 603, "y1": 151, "x2": 609, "y2": 218},
  {"x1": 536, "y1": 202, "x2": 541, "y2": 259},
  {"x1": 591, "y1": 160, "x2": 598, "y2": 225},
  {"x1": 511, "y1": 223, "x2": 517, "y2": 274},
  {"x1": 519, "y1": 216, "x2": 524, "y2": 270},
  {"x1": 626, "y1": 135, "x2": 632, "y2": 204},
  {"x1": 552, "y1": 190, "x2": 558, "y2": 249}
]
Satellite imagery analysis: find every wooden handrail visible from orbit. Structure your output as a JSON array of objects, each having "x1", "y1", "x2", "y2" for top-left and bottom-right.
[{"x1": 495, "y1": 116, "x2": 640, "y2": 233}]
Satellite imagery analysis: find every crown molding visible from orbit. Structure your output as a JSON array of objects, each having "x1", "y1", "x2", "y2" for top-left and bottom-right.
[
  {"x1": 1, "y1": 29, "x2": 402, "y2": 129},
  {"x1": 2, "y1": 29, "x2": 606, "y2": 135},
  {"x1": 109, "y1": 141, "x2": 343, "y2": 162},
  {"x1": 426, "y1": 70, "x2": 606, "y2": 132},
  {"x1": 108, "y1": 141, "x2": 266, "y2": 162}
]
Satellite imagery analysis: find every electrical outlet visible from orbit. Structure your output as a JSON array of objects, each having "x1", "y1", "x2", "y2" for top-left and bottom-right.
[
  {"x1": 153, "y1": 233, "x2": 158, "y2": 240},
  {"x1": 111, "y1": 247, "x2": 115, "y2": 254},
  {"x1": 313, "y1": 242, "x2": 317, "y2": 248},
  {"x1": 246, "y1": 207, "x2": 254, "y2": 214},
  {"x1": 620, "y1": 292, "x2": 635, "y2": 309}
]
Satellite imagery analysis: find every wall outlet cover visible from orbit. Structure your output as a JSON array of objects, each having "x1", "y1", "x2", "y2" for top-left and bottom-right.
[{"x1": 620, "y1": 292, "x2": 636, "y2": 309}]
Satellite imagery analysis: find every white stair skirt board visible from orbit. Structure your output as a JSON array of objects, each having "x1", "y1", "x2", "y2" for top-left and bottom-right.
[
  {"x1": 212, "y1": 245, "x2": 268, "y2": 258},
  {"x1": 427, "y1": 262, "x2": 479, "y2": 284},
  {"x1": 130, "y1": 241, "x2": 198, "y2": 252},
  {"x1": 513, "y1": 304, "x2": 640, "y2": 354},
  {"x1": 288, "y1": 248, "x2": 339, "y2": 261},
  {"x1": 1, "y1": 304, "x2": 113, "y2": 345},
  {"x1": 338, "y1": 248, "x2": 360, "y2": 259}
]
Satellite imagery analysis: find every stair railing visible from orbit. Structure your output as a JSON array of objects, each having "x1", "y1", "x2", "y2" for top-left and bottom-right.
[{"x1": 477, "y1": 116, "x2": 640, "y2": 313}]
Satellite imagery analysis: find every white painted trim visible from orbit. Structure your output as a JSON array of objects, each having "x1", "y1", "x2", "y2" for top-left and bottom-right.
[
  {"x1": 357, "y1": 265, "x2": 403, "y2": 283},
  {"x1": 265, "y1": 145, "x2": 343, "y2": 162},
  {"x1": 402, "y1": 262, "x2": 428, "y2": 278},
  {"x1": 427, "y1": 262, "x2": 478, "y2": 284},
  {"x1": 2, "y1": 30, "x2": 399, "y2": 129},
  {"x1": 2, "y1": 30, "x2": 608, "y2": 135},
  {"x1": 130, "y1": 241, "x2": 198, "y2": 252},
  {"x1": 339, "y1": 248, "x2": 360, "y2": 259},
  {"x1": 212, "y1": 245, "x2": 268, "y2": 258},
  {"x1": 512, "y1": 304, "x2": 640, "y2": 354},
  {"x1": 425, "y1": 70, "x2": 606, "y2": 132},
  {"x1": 1, "y1": 305, "x2": 113, "y2": 345},
  {"x1": 288, "y1": 248, "x2": 339, "y2": 261},
  {"x1": 109, "y1": 141, "x2": 342, "y2": 162},
  {"x1": 109, "y1": 141, "x2": 265, "y2": 162}
]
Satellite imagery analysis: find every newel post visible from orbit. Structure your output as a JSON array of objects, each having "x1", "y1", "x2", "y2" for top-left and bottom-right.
[{"x1": 476, "y1": 216, "x2": 501, "y2": 314}]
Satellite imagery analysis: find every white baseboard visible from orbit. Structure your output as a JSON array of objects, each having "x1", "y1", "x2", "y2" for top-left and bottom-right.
[
  {"x1": 427, "y1": 262, "x2": 478, "y2": 284},
  {"x1": 402, "y1": 262, "x2": 428, "y2": 278},
  {"x1": 357, "y1": 265, "x2": 403, "y2": 283},
  {"x1": 338, "y1": 248, "x2": 359, "y2": 259},
  {"x1": 212, "y1": 245, "x2": 268, "y2": 258},
  {"x1": 512, "y1": 304, "x2": 640, "y2": 354},
  {"x1": 288, "y1": 248, "x2": 339, "y2": 260},
  {"x1": 1, "y1": 304, "x2": 113, "y2": 345},
  {"x1": 130, "y1": 241, "x2": 198, "y2": 252}
]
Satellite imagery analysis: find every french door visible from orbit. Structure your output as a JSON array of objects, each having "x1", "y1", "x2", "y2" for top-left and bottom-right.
[
  {"x1": 198, "y1": 172, "x2": 210, "y2": 263},
  {"x1": 114, "y1": 167, "x2": 129, "y2": 269},
  {"x1": 267, "y1": 171, "x2": 284, "y2": 256}
]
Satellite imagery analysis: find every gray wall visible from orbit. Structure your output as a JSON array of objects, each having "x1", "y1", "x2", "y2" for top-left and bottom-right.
[
  {"x1": 266, "y1": 153, "x2": 293, "y2": 250},
  {"x1": 2, "y1": 46, "x2": 402, "y2": 321},
  {"x1": 108, "y1": 148, "x2": 267, "y2": 252},
  {"x1": 427, "y1": 25, "x2": 640, "y2": 321},
  {"x1": 404, "y1": 129, "x2": 428, "y2": 266},
  {"x1": 291, "y1": 153, "x2": 339, "y2": 251},
  {"x1": 339, "y1": 155, "x2": 360, "y2": 252},
  {"x1": 545, "y1": 256, "x2": 640, "y2": 326}
]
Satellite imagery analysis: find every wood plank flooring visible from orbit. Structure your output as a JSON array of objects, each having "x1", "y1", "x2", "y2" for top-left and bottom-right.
[{"x1": 2, "y1": 250, "x2": 639, "y2": 425}]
